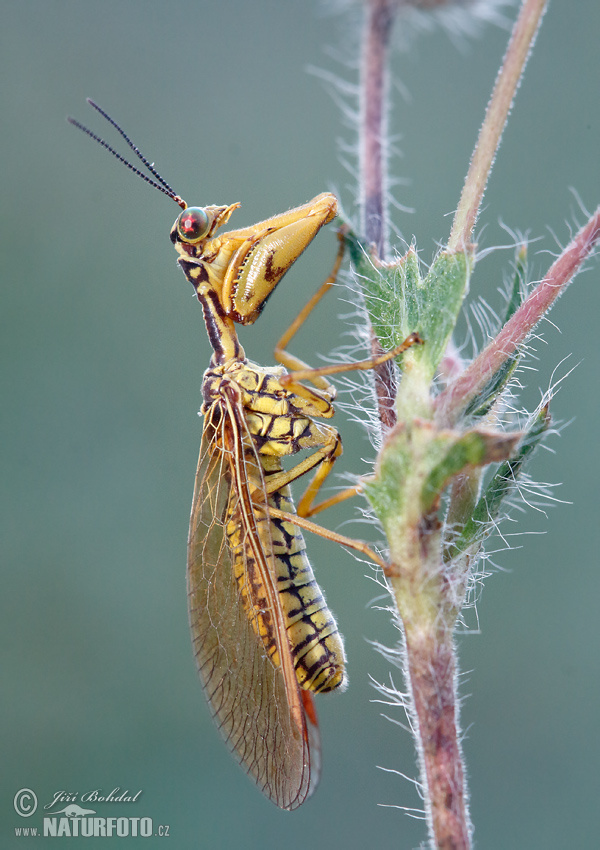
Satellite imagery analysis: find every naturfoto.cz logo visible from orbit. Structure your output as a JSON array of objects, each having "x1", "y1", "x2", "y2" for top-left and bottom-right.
[{"x1": 12, "y1": 787, "x2": 170, "y2": 839}]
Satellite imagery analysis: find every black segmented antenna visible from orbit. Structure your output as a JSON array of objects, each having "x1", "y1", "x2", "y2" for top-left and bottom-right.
[{"x1": 68, "y1": 98, "x2": 187, "y2": 209}]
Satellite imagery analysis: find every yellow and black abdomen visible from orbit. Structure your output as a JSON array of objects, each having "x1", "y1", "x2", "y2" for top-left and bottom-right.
[
  {"x1": 226, "y1": 453, "x2": 346, "y2": 695},
  {"x1": 266, "y1": 468, "x2": 346, "y2": 694}
]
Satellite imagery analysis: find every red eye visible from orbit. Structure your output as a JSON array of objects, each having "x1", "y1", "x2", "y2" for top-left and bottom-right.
[{"x1": 177, "y1": 207, "x2": 210, "y2": 243}]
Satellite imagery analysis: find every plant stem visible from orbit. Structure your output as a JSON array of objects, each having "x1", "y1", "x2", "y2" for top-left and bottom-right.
[
  {"x1": 438, "y1": 207, "x2": 600, "y2": 424},
  {"x1": 360, "y1": 0, "x2": 395, "y2": 257},
  {"x1": 350, "y1": 2, "x2": 596, "y2": 847},
  {"x1": 447, "y1": 0, "x2": 548, "y2": 251},
  {"x1": 358, "y1": 3, "x2": 472, "y2": 847},
  {"x1": 360, "y1": 0, "x2": 399, "y2": 429},
  {"x1": 404, "y1": 623, "x2": 470, "y2": 850}
]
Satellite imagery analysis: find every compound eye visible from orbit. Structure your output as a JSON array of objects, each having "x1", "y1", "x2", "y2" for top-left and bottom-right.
[{"x1": 176, "y1": 207, "x2": 210, "y2": 243}]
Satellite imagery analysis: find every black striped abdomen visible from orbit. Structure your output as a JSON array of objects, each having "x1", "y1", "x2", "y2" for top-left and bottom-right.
[
  {"x1": 267, "y1": 483, "x2": 345, "y2": 694},
  {"x1": 226, "y1": 473, "x2": 345, "y2": 695}
]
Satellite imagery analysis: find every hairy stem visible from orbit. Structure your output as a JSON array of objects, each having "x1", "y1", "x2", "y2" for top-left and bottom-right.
[
  {"x1": 348, "y1": 2, "x2": 595, "y2": 847},
  {"x1": 404, "y1": 624, "x2": 470, "y2": 850},
  {"x1": 438, "y1": 207, "x2": 600, "y2": 423},
  {"x1": 447, "y1": 0, "x2": 548, "y2": 251},
  {"x1": 360, "y1": 0, "x2": 400, "y2": 429},
  {"x1": 360, "y1": 0, "x2": 395, "y2": 256}
]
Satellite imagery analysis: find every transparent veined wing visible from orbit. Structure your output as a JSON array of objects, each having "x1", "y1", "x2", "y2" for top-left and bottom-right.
[{"x1": 187, "y1": 396, "x2": 320, "y2": 810}]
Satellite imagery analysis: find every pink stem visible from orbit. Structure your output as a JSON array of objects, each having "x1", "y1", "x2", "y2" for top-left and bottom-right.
[
  {"x1": 405, "y1": 625, "x2": 471, "y2": 850},
  {"x1": 360, "y1": 0, "x2": 395, "y2": 257},
  {"x1": 360, "y1": 0, "x2": 398, "y2": 428},
  {"x1": 437, "y1": 209, "x2": 600, "y2": 423}
]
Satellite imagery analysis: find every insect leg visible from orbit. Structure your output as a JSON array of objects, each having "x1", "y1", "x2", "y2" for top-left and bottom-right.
[
  {"x1": 273, "y1": 230, "x2": 346, "y2": 397},
  {"x1": 261, "y1": 420, "x2": 357, "y2": 519},
  {"x1": 266, "y1": 506, "x2": 387, "y2": 571},
  {"x1": 282, "y1": 331, "x2": 424, "y2": 386}
]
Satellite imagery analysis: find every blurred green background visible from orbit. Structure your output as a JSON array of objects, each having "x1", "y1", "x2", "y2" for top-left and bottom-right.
[{"x1": 2, "y1": 2, "x2": 599, "y2": 847}]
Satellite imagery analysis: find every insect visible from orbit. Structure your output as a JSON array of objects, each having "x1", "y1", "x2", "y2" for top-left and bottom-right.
[{"x1": 69, "y1": 100, "x2": 420, "y2": 810}]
